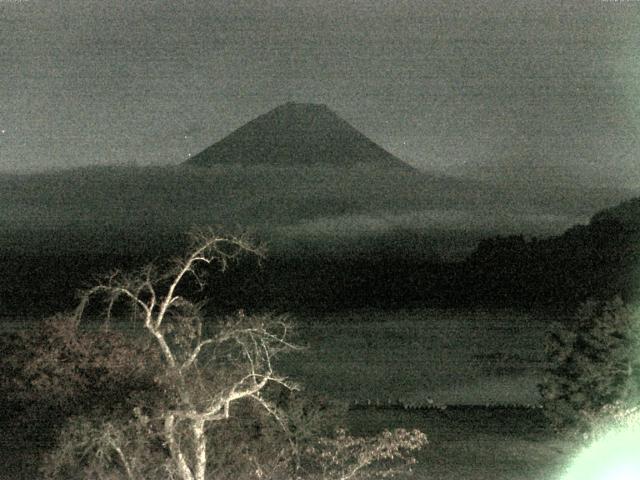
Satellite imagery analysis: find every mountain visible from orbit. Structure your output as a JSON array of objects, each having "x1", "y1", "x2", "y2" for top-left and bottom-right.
[
  {"x1": 185, "y1": 102, "x2": 414, "y2": 170},
  {"x1": 0, "y1": 102, "x2": 638, "y2": 314}
]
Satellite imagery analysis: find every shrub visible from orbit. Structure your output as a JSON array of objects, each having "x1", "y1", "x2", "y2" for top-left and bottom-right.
[
  {"x1": 0, "y1": 313, "x2": 157, "y2": 421},
  {"x1": 539, "y1": 296, "x2": 640, "y2": 433},
  {"x1": 299, "y1": 428, "x2": 427, "y2": 480}
]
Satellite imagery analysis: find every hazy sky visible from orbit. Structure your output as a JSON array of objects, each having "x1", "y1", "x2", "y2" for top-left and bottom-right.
[{"x1": 1, "y1": 0, "x2": 639, "y2": 188}]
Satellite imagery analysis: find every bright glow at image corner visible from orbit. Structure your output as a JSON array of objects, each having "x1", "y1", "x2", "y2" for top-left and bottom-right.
[{"x1": 561, "y1": 424, "x2": 640, "y2": 480}]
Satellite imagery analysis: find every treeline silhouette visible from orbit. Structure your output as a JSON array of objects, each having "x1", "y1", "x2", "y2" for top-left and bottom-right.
[
  {"x1": 1, "y1": 198, "x2": 639, "y2": 317},
  {"x1": 199, "y1": 210, "x2": 640, "y2": 313},
  {"x1": 464, "y1": 218, "x2": 640, "y2": 308}
]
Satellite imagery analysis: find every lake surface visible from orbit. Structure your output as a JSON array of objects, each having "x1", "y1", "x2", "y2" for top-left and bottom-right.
[
  {"x1": 277, "y1": 308, "x2": 549, "y2": 406},
  {"x1": 1, "y1": 307, "x2": 550, "y2": 406}
]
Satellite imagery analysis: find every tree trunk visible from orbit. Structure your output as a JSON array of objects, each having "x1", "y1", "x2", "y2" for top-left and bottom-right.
[
  {"x1": 193, "y1": 418, "x2": 207, "y2": 480},
  {"x1": 164, "y1": 414, "x2": 195, "y2": 480}
]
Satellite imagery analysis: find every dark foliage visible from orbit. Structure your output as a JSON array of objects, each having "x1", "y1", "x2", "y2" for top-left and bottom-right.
[
  {"x1": 539, "y1": 297, "x2": 640, "y2": 432},
  {"x1": 0, "y1": 314, "x2": 160, "y2": 424},
  {"x1": 462, "y1": 210, "x2": 640, "y2": 309}
]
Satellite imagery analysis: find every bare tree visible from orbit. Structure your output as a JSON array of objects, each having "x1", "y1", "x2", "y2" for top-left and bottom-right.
[
  {"x1": 301, "y1": 428, "x2": 427, "y2": 480},
  {"x1": 34, "y1": 229, "x2": 427, "y2": 480},
  {"x1": 63, "y1": 229, "x2": 298, "y2": 480}
]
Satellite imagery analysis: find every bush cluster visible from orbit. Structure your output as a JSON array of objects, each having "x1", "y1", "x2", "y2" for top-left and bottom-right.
[{"x1": 539, "y1": 296, "x2": 640, "y2": 433}]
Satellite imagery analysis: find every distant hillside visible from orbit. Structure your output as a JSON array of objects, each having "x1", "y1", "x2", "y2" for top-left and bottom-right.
[
  {"x1": 590, "y1": 197, "x2": 640, "y2": 227},
  {"x1": 1, "y1": 164, "x2": 627, "y2": 257},
  {"x1": 463, "y1": 195, "x2": 640, "y2": 308},
  {"x1": 0, "y1": 165, "x2": 637, "y2": 315},
  {"x1": 185, "y1": 102, "x2": 415, "y2": 170},
  {"x1": 0, "y1": 100, "x2": 638, "y2": 314}
]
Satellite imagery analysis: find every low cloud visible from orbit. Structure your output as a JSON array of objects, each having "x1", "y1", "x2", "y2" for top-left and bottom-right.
[{"x1": 278, "y1": 208, "x2": 588, "y2": 239}]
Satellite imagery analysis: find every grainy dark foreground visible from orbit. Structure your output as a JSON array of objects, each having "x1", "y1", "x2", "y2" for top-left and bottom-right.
[{"x1": 0, "y1": 405, "x2": 576, "y2": 480}]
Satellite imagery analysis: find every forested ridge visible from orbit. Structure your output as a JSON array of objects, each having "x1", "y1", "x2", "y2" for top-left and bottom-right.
[{"x1": 1, "y1": 197, "x2": 638, "y2": 316}]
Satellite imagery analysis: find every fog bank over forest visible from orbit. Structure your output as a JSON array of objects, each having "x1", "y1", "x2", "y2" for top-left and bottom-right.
[{"x1": 0, "y1": 164, "x2": 635, "y2": 259}]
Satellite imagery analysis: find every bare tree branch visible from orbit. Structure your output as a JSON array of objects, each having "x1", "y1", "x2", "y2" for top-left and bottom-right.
[{"x1": 54, "y1": 230, "x2": 300, "y2": 480}]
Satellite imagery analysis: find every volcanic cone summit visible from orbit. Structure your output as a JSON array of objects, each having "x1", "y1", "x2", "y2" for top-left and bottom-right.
[{"x1": 186, "y1": 102, "x2": 413, "y2": 170}]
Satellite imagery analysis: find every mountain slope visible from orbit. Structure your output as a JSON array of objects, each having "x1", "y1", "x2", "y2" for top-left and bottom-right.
[
  {"x1": 590, "y1": 197, "x2": 640, "y2": 228},
  {"x1": 185, "y1": 102, "x2": 414, "y2": 170},
  {"x1": 464, "y1": 194, "x2": 640, "y2": 307}
]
